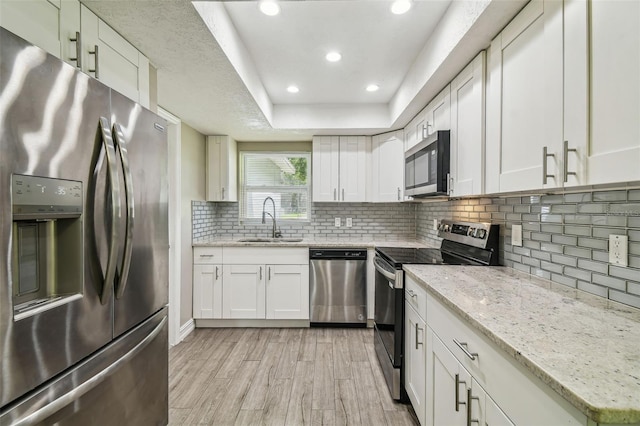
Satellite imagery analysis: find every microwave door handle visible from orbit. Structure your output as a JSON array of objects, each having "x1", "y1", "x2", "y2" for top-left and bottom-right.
[
  {"x1": 12, "y1": 316, "x2": 167, "y2": 426},
  {"x1": 112, "y1": 123, "x2": 135, "y2": 299},
  {"x1": 96, "y1": 117, "x2": 121, "y2": 305}
]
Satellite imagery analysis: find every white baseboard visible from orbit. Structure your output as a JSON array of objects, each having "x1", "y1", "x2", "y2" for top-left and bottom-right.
[{"x1": 178, "y1": 319, "x2": 195, "y2": 342}]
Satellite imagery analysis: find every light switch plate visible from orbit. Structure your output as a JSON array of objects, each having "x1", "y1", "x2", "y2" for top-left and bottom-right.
[
  {"x1": 609, "y1": 234, "x2": 628, "y2": 267},
  {"x1": 433, "y1": 219, "x2": 438, "y2": 231},
  {"x1": 334, "y1": 217, "x2": 341, "y2": 227},
  {"x1": 511, "y1": 224, "x2": 523, "y2": 247},
  {"x1": 346, "y1": 218, "x2": 353, "y2": 227}
]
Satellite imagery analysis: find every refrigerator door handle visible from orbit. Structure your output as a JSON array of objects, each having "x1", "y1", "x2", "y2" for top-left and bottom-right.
[
  {"x1": 12, "y1": 316, "x2": 167, "y2": 426},
  {"x1": 97, "y1": 117, "x2": 121, "y2": 305},
  {"x1": 112, "y1": 123, "x2": 135, "y2": 299}
]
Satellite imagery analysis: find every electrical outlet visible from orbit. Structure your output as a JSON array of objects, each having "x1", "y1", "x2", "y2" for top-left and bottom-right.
[
  {"x1": 609, "y1": 234, "x2": 628, "y2": 267},
  {"x1": 334, "y1": 217, "x2": 341, "y2": 227},
  {"x1": 511, "y1": 224, "x2": 523, "y2": 247},
  {"x1": 433, "y1": 219, "x2": 438, "y2": 231},
  {"x1": 346, "y1": 218, "x2": 353, "y2": 227}
]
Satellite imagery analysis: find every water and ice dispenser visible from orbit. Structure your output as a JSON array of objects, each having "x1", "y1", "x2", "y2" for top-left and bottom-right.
[{"x1": 11, "y1": 174, "x2": 83, "y2": 318}]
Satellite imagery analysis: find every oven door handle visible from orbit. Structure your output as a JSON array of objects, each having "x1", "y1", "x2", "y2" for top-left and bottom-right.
[{"x1": 374, "y1": 257, "x2": 397, "y2": 282}]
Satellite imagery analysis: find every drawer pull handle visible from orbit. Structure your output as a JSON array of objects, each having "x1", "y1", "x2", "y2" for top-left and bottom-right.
[
  {"x1": 199, "y1": 254, "x2": 214, "y2": 258},
  {"x1": 467, "y1": 388, "x2": 480, "y2": 426},
  {"x1": 415, "y1": 323, "x2": 424, "y2": 349},
  {"x1": 453, "y1": 339, "x2": 478, "y2": 361},
  {"x1": 455, "y1": 373, "x2": 466, "y2": 412}
]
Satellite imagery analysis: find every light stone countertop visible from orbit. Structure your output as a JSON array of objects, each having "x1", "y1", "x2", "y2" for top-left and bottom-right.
[
  {"x1": 403, "y1": 265, "x2": 640, "y2": 424},
  {"x1": 193, "y1": 238, "x2": 434, "y2": 249}
]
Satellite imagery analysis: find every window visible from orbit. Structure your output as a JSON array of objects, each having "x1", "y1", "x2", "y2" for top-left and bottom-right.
[{"x1": 239, "y1": 152, "x2": 311, "y2": 222}]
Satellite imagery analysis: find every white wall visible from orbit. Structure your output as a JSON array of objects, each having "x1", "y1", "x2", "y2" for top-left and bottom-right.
[{"x1": 180, "y1": 123, "x2": 206, "y2": 326}]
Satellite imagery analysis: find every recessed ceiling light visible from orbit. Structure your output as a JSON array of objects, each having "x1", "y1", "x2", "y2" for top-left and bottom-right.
[
  {"x1": 326, "y1": 51, "x2": 342, "y2": 62},
  {"x1": 366, "y1": 84, "x2": 379, "y2": 92},
  {"x1": 391, "y1": 0, "x2": 412, "y2": 15},
  {"x1": 259, "y1": 0, "x2": 280, "y2": 16},
  {"x1": 287, "y1": 85, "x2": 299, "y2": 93}
]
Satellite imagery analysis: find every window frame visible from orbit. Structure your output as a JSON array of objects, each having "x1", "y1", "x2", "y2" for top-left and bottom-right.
[{"x1": 238, "y1": 150, "x2": 312, "y2": 224}]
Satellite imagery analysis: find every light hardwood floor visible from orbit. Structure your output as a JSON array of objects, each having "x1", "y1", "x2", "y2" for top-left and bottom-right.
[{"x1": 168, "y1": 327, "x2": 418, "y2": 426}]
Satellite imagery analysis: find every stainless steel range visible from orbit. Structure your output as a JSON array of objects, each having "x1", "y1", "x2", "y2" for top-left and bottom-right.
[{"x1": 373, "y1": 219, "x2": 500, "y2": 401}]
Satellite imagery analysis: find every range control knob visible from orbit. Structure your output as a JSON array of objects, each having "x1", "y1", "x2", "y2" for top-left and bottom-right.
[
  {"x1": 476, "y1": 229, "x2": 487, "y2": 239},
  {"x1": 467, "y1": 228, "x2": 475, "y2": 236}
]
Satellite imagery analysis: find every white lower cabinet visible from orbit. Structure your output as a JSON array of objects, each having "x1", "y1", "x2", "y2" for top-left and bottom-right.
[
  {"x1": 222, "y1": 264, "x2": 265, "y2": 319},
  {"x1": 193, "y1": 263, "x2": 222, "y2": 319},
  {"x1": 194, "y1": 247, "x2": 310, "y2": 321},
  {"x1": 192, "y1": 247, "x2": 223, "y2": 319},
  {"x1": 428, "y1": 329, "x2": 471, "y2": 426},
  {"x1": 265, "y1": 264, "x2": 309, "y2": 319},
  {"x1": 405, "y1": 275, "x2": 587, "y2": 426},
  {"x1": 405, "y1": 302, "x2": 427, "y2": 426}
]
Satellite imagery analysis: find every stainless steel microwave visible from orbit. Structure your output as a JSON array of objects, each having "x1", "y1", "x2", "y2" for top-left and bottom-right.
[{"x1": 404, "y1": 130, "x2": 450, "y2": 197}]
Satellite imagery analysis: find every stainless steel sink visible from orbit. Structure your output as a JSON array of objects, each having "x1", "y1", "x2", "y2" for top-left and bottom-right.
[{"x1": 237, "y1": 238, "x2": 303, "y2": 243}]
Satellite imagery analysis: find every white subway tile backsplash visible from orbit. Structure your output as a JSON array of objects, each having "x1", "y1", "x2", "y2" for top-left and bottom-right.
[{"x1": 415, "y1": 188, "x2": 640, "y2": 310}]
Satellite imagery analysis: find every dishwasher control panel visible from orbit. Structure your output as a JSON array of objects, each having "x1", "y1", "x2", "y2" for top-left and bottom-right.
[{"x1": 309, "y1": 248, "x2": 367, "y2": 260}]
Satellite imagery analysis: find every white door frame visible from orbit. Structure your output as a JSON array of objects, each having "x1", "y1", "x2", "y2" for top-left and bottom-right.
[{"x1": 158, "y1": 107, "x2": 182, "y2": 346}]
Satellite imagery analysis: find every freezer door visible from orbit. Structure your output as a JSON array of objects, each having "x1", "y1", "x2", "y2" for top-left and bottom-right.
[
  {"x1": 109, "y1": 90, "x2": 168, "y2": 337},
  {"x1": 0, "y1": 307, "x2": 168, "y2": 426},
  {"x1": 0, "y1": 28, "x2": 113, "y2": 408}
]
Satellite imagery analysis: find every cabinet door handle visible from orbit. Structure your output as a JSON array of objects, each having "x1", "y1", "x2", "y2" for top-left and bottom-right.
[
  {"x1": 455, "y1": 373, "x2": 466, "y2": 412},
  {"x1": 222, "y1": 187, "x2": 225, "y2": 200},
  {"x1": 397, "y1": 187, "x2": 401, "y2": 201},
  {"x1": 259, "y1": 266, "x2": 262, "y2": 280},
  {"x1": 89, "y1": 45, "x2": 99, "y2": 78},
  {"x1": 563, "y1": 140, "x2": 577, "y2": 183},
  {"x1": 268, "y1": 266, "x2": 272, "y2": 281},
  {"x1": 215, "y1": 266, "x2": 219, "y2": 280},
  {"x1": 69, "y1": 31, "x2": 82, "y2": 68},
  {"x1": 542, "y1": 146, "x2": 555, "y2": 184},
  {"x1": 466, "y1": 388, "x2": 480, "y2": 426},
  {"x1": 342, "y1": 188, "x2": 345, "y2": 201},
  {"x1": 334, "y1": 188, "x2": 337, "y2": 201},
  {"x1": 415, "y1": 324, "x2": 423, "y2": 350},
  {"x1": 453, "y1": 339, "x2": 478, "y2": 361}
]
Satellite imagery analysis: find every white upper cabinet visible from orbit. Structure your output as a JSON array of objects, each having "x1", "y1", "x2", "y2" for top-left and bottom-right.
[
  {"x1": 487, "y1": 0, "x2": 640, "y2": 193},
  {"x1": 582, "y1": 0, "x2": 640, "y2": 184},
  {"x1": 1, "y1": 0, "x2": 80, "y2": 67},
  {"x1": 450, "y1": 52, "x2": 486, "y2": 197},
  {"x1": 371, "y1": 130, "x2": 404, "y2": 202},
  {"x1": 312, "y1": 136, "x2": 366, "y2": 202},
  {"x1": 486, "y1": 0, "x2": 565, "y2": 193},
  {"x1": 206, "y1": 135, "x2": 238, "y2": 202},
  {"x1": 425, "y1": 85, "x2": 451, "y2": 138},
  {"x1": 0, "y1": 1, "x2": 151, "y2": 107},
  {"x1": 405, "y1": 86, "x2": 451, "y2": 152},
  {"x1": 80, "y1": 4, "x2": 150, "y2": 108}
]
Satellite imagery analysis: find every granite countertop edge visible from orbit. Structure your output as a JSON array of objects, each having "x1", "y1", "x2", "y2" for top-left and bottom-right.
[
  {"x1": 403, "y1": 265, "x2": 640, "y2": 425},
  {"x1": 193, "y1": 238, "x2": 434, "y2": 249}
]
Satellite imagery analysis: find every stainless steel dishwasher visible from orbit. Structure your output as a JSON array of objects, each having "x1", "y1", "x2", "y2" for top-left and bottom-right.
[{"x1": 309, "y1": 248, "x2": 367, "y2": 326}]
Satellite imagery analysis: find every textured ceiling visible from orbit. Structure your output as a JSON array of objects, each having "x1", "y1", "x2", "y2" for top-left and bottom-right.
[{"x1": 82, "y1": 0, "x2": 527, "y2": 141}]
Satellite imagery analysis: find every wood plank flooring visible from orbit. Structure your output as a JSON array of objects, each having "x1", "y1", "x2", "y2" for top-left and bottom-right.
[{"x1": 169, "y1": 328, "x2": 418, "y2": 426}]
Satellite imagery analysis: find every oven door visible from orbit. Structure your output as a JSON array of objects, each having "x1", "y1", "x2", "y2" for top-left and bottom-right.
[{"x1": 373, "y1": 255, "x2": 403, "y2": 367}]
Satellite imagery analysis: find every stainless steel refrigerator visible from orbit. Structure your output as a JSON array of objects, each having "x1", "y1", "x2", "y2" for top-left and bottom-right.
[{"x1": 0, "y1": 27, "x2": 169, "y2": 425}]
